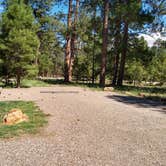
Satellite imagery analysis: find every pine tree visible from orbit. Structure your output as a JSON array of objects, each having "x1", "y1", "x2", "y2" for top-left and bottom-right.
[
  {"x1": 100, "y1": 0, "x2": 109, "y2": 87},
  {"x1": 28, "y1": 0, "x2": 61, "y2": 76},
  {"x1": 64, "y1": 0, "x2": 73, "y2": 82},
  {"x1": 117, "y1": 0, "x2": 141, "y2": 86},
  {"x1": 70, "y1": 0, "x2": 80, "y2": 82},
  {"x1": 0, "y1": 0, "x2": 39, "y2": 87}
]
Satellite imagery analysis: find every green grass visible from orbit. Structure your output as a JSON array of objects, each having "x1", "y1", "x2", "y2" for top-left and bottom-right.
[
  {"x1": 0, "y1": 78, "x2": 102, "y2": 90},
  {"x1": 22, "y1": 78, "x2": 102, "y2": 91},
  {"x1": 1, "y1": 78, "x2": 165, "y2": 103},
  {"x1": 21, "y1": 79, "x2": 50, "y2": 87},
  {"x1": 20, "y1": 78, "x2": 103, "y2": 90},
  {"x1": 114, "y1": 85, "x2": 166, "y2": 103},
  {"x1": 0, "y1": 81, "x2": 3, "y2": 87},
  {"x1": 42, "y1": 78, "x2": 103, "y2": 91},
  {"x1": 0, "y1": 79, "x2": 50, "y2": 88},
  {"x1": 0, "y1": 101, "x2": 48, "y2": 138}
]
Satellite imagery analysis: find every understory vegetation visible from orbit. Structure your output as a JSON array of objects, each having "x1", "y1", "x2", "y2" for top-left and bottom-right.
[{"x1": 1, "y1": 77, "x2": 165, "y2": 103}]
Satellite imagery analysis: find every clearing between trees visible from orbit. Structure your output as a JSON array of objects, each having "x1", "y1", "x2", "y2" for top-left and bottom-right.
[{"x1": 0, "y1": 86, "x2": 165, "y2": 166}]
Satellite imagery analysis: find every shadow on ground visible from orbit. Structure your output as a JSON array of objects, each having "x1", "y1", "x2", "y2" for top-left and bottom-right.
[
  {"x1": 106, "y1": 95, "x2": 166, "y2": 114},
  {"x1": 40, "y1": 91, "x2": 79, "y2": 94},
  {"x1": 114, "y1": 85, "x2": 166, "y2": 94}
]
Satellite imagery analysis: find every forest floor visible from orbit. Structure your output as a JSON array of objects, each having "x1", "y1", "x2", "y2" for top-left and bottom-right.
[
  {"x1": 21, "y1": 79, "x2": 166, "y2": 103},
  {"x1": 0, "y1": 86, "x2": 166, "y2": 166},
  {"x1": 1, "y1": 78, "x2": 165, "y2": 103},
  {"x1": 113, "y1": 85, "x2": 166, "y2": 103}
]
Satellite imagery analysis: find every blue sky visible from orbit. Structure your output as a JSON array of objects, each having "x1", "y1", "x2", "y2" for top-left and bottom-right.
[
  {"x1": 0, "y1": 0, "x2": 3, "y2": 11},
  {"x1": 51, "y1": 3, "x2": 68, "y2": 15},
  {"x1": 0, "y1": 1, "x2": 68, "y2": 14},
  {"x1": 0, "y1": 6, "x2": 3, "y2": 13}
]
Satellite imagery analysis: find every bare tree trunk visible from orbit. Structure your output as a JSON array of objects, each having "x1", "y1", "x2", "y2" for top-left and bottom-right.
[
  {"x1": 92, "y1": 8, "x2": 96, "y2": 85},
  {"x1": 100, "y1": 0, "x2": 109, "y2": 87},
  {"x1": 16, "y1": 74, "x2": 21, "y2": 88},
  {"x1": 5, "y1": 75, "x2": 9, "y2": 86},
  {"x1": 36, "y1": 44, "x2": 40, "y2": 76},
  {"x1": 35, "y1": 44, "x2": 40, "y2": 66},
  {"x1": 117, "y1": 20, "x2": 128, "y2": 86},
  {"x1": 112, "y1": 19, "x2": 121, "y2": 86},
  {"x1": 64, "y1": 0, "x2": 72, "y2": 82},
  {"x1": 70, "y1": 0, "x2": 79, "y2": 81}
]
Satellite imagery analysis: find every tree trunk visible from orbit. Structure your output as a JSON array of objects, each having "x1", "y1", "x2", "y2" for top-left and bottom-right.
[
  {"x1": 92, "y1": 8, "x2": 96, "y2": 85},
  {"x1": 100, "y1": 0, "x2": 109, "y2": 87},
  {"x1": 117, "y1": 20, "x2": 128, "y2": 86},
  {"x1": 112, "y1": 18, "x2": 121, "y2": 86},
  {"x1": 70, "y1": 0, "x2": 79, "y2": 81},
  {"x1": 35, "y1": 43, "x2": 40, "y2": 67},
  {"x1": 16, "y1": 74, "x2": 21, "y2": 88},
  {"x1": 64, "y1": 0, "x2": 72, "y2": 82}
]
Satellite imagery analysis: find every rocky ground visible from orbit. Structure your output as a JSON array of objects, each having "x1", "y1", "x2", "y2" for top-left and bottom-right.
[{"x1": 0, "y1": 86, "x2": 166, "y2": 166}]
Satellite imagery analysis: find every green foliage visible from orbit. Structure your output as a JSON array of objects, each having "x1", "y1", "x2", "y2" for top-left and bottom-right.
[
  {"x1": 126, "y1": 59, "x2": 145, "y2": 85},
  {"x1": 0, "y1": 0, "x2": 39, "y2": 87},
  {"x1": 126, "y1": 37, "x2": 166, "y2": 85},
  {"x1": 21, "y1": 79, "x2": 49, "y2": 87},
  {"x1": 39, "y1": 53, "x2": 54, "y2": 76},
  {"x1": 147, "y1": 49, "x2": 166, "y2": 83},
  {"x1": 29, "y1": 0, "x2": 64, "y2": 77},
  {"x1": 0, "y1": 0, "x2": 165, "y2": 88},
  {"x1": 73, "y1": 54, "x2": 92, "y2": 81}
]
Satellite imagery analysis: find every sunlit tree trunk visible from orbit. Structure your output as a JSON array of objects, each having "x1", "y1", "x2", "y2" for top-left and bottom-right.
[
  {"x1": 100, "y1": 0, "x2": 109, "y2": 87},
  {"x1": 64, "y1": 0, "x2": 72, "y2": 82},
  {"x1": 70, "y1": 0, "x2": 79, "y2": 81}
]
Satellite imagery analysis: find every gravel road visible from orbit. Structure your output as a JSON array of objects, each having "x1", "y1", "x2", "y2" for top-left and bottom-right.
[{"x1": 0, "y1": 86, "x2": 166, "y2": 166}]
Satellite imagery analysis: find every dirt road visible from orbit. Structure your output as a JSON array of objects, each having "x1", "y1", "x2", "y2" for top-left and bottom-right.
[{"x1": 0, "y1": 86, "x2": 165, "y2": 166}]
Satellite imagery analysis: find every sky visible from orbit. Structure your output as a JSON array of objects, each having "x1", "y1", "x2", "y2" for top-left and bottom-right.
[
  {"x1": 0, "y1": 6, "x2": 3, "y2": 12},
  {"x1": 139, "y1": 33, "x2": 166, "y2": 47},
  {"x1": 51, "y1": 3, "x2": 68, "y2": 15}
]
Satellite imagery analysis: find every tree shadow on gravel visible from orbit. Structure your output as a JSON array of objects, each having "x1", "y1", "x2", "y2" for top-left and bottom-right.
[
  {"x1": 40, "y1": 91, "x2": 79, "y2": 94},
  {"x1": 106, "y1": 95, "x2": 166, "y2": 114},
  {"x1": 114, "y1": 85, "x2": 166, "y2": 94}
]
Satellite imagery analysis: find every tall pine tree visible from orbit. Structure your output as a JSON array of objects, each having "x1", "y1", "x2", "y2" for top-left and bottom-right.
[{"x1": 0, "y1": 0, "x2": 39, "y2": 87}]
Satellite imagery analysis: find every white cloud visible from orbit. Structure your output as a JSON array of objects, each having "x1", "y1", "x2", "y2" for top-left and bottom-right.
[{"x1": 139, "y1": 32, "x2": 166, "y2": 47}]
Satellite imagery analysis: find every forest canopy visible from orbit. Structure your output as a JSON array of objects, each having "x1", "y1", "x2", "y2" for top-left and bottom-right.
[{"x1": 0, "y1": 0, "x2": 165, "y2": 87}]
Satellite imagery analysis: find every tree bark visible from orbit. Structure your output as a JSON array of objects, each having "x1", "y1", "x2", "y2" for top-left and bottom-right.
[
  {"x1": 112, "y1": 18, "x2": 121, "y2": 86},
  {"x1": 64, "y1": 0, "x2": 72, "y2": 82},
  {"x1": 100, "y1": 0, "x2": 109, "y2": 87},
  {"x1": 117, "y1": 20, "x2": 128, "y2": 86},
  {"x1": 92, "y1": 8, "x2": 96, "y2": 85},
  {"x1": 69, "y1": 0, "x2": 79, "y2": 81},
  {"x1": 16, "y1": 74, "x2": 21, "y2": 88}
]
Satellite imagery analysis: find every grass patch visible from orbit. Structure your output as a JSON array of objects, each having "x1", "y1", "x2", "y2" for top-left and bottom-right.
[
  {"x1": 0, "y1": 81, "x2": 3, "y2": 87},
  {"x1": 21, "y1": 79, "x2": 50, "y2": 87},
  {"x1": 114, "y1": 85, "x2": 166, "y2": 104},
  {"x1": 1, "y1": 78, "x2": 165, "y2": 103},
  {"x1": 0, "y1": 79, "x2": 50, "y2": 88},
  {"x1": 0, "y1": 101, "x2": 47, "y2": 139},
  {"x1": 42, "y1": 78, "x2": 103, "y2": 91},
  {"x1": 0, "y1": 78, "x2": 102, "y2": 90}
]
